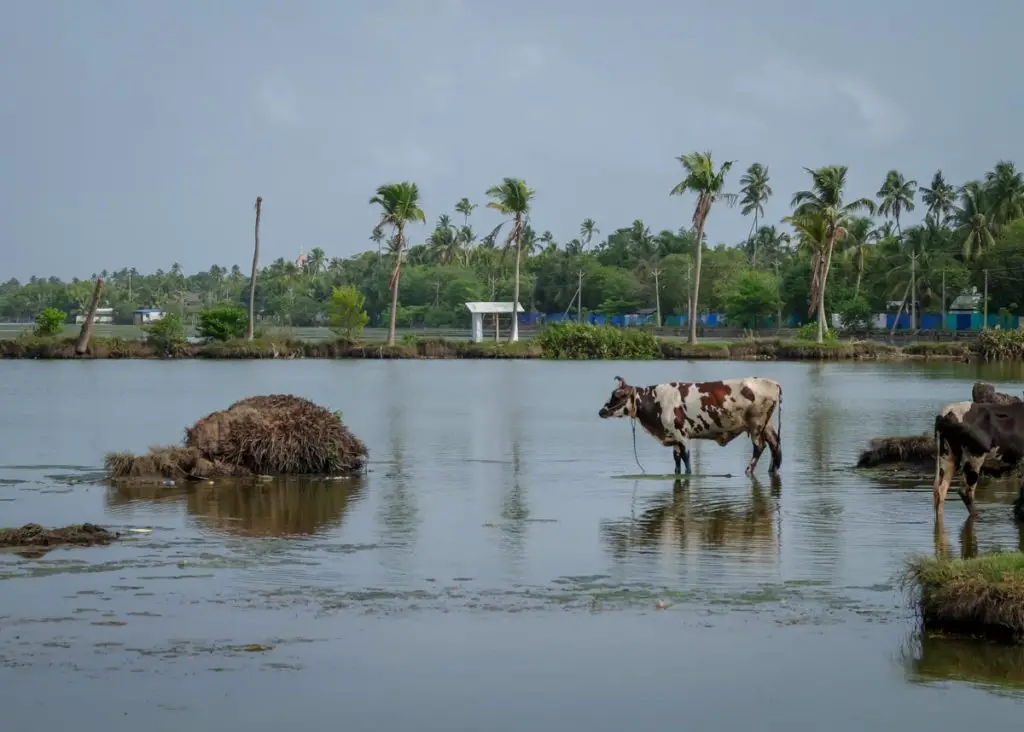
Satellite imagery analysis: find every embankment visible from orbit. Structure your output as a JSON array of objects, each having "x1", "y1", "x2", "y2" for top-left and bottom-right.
[{"x1": 0, "y1": 334, "x2": 986, "y2": 362}]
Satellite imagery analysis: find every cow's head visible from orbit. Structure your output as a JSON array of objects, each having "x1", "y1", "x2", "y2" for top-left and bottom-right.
[{"x1": 598, "y1": 376, "x2": 637, "y2": 419}]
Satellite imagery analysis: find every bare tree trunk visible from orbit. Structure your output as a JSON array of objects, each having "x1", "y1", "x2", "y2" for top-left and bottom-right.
[
  {"x1": 74, "y1": 278, "x2": 104, "y2": 355},
  {"x1": 246, "y1": 196, "x2": 263, "y2": 341},
  {"x1": 816, "y1": 232, "x2": 838, "y2": 343},
  {"x1": 889, "y1": 280, "x2": 912, "y2": 337},
  {"x1": 387, "y1": 225, "x2": 405, "y2": 346},
  {"x1": 509, "y1": 237, "x2": 521, "y2": 343},
  {"x1": 689, "y1": 220, "x2": 706, "y2": 344}
]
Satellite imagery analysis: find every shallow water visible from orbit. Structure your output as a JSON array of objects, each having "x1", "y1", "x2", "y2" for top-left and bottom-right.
[{"x1": 2, "y1": 359, "x2": 1024, "y2": 729}]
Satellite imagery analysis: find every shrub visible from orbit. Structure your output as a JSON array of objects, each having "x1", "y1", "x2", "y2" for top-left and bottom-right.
[
  {"x1": 143, "y1": 313, "x2": 188, "y2": 355},
  {"x1": 197, "y1": 305, "x2": 248, "y2": 342},
  {"x1": 33, "y1": 308, "x2": 66, "y2": 337},
  {"x1": 328, "y1": 285, "x2": 369, "y2": 340},
  {"x1": 976, "y1": 329, "x2": 1024, "y2": 361},
  {"x1": 535, "y1": 322, "x2": 660, "y2": 359},
  {"x1": 794, "y1": 321, "x2": 838, "y2": 343}
]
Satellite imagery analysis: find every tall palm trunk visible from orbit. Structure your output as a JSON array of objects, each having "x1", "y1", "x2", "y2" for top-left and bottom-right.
[
  {"x1": 816, "y1": 231, "x2": 838, "y2": 343},
  {"x1": 854, "y1": 249, "x2": 864, "y2": 296},
  {"x1": 509, "y1": 214, "x2": 522, "y2": 343},
  {"x1": 688, "y1": 218, "x2": 705, "y2": 344},
  {"x1": 74, "y1": 278, "x2": 104, "y2": 355},
  {"x1": 387, "y1": 223, "x2": 405, "y2": 346},
  {"x1": 246, "y1": 196, "x2": 262, "y2": 341}
]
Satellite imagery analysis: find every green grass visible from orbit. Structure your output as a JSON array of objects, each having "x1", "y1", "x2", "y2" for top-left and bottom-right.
[{"x1": 902, "y1": 552, "x2": 1024, "y2": 643}]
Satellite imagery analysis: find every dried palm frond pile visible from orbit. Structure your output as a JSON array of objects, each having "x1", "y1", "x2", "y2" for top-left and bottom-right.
[{"x1": 105, "y1": 394, "x2": 368, "y2": 481}]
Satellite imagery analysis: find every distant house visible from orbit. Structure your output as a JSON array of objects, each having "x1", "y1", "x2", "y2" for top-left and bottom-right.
[
  {"x1": 133, "y1": 308, "x2": 165, "y2": 325},
  {"x1": 75, "y1": 307, "x2": 114, "y2": 325}
]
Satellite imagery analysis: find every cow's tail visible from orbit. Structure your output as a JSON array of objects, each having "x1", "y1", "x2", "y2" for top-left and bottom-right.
[{"x1": 934, "y1": 415, "x2": 941, "y2": 484}]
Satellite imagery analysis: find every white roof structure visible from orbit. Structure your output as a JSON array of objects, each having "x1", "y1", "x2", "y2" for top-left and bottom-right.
[{"x1": 464, "y1": 301, "x2": 523, "y2": 314}]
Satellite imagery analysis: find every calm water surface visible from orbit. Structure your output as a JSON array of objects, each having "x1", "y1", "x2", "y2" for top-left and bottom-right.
[{"x1": 2, "y1": 359, "x2": 1024, "y2": 729}]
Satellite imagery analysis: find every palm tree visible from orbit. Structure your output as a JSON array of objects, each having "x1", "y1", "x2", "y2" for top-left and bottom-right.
[
  {"x1": 876, "y1": 170, "x2": 917, "y2": 239},
  {"x1": 580, "y1": 218, "x2": 599, "y2": 249},
  {"x1": 955, "y1": 181, "x2": 997, "y2": 260},
  {"x1": 370, "y1": 182, "x2": 426, "y2": 345},
  {"x1": 739, "y1": 163, "x2": 773, "y2": 244},
  {"x1": 670, "y1": 151, "x2": 737, "y2": 344},
  {"x1": 789, "y1": 165, "x2": 876, "y2": 343},
  {"x1": 306, "y1": 247, "x2": 326, "y2": 278},
  {"x1": 920, "y1": 171, "x2": 957, "y2": 228},
  {"x1": 455, "y1": 197, "x2": 477, "y2": 228},
  {"x1": 841, "y1": 216, "x2": 873, "y2": 296},
  {"x1": 486, "y1": 177, "x2": 535, "y2": 343},
  {"x1": 983, "y1": 161, "x2": 1024, "y2": 227},
  {"x1": 427, "y1": 214, "x2": 461, "y2": 265},
  {"x1": 246, "y1": 196, "x2": 262, "y2": 341}
]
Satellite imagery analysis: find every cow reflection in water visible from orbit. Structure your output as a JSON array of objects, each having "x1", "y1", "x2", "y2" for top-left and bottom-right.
[{"x1": 600, "y1": 475, "x2": 781, "y2": 561}]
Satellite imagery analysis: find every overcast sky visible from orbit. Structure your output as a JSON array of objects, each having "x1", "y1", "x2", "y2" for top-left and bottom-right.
[{"x1": 3, "y1": 0, "x2": 1022, "y2": 280}]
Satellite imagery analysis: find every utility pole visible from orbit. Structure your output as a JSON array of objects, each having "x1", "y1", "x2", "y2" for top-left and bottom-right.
[
  {"x1": 577, "y1": 269, "x2": 584, "y2": 322},
  {"x1": 910, "y1": 252, "x2": 917, "y2": 331},
  {"x1": 941, "y1": 269, "x2": 946, "y2": 332},
  {"x1": 983, "y1": 269, "x2": 989, "y2": 330},
  {"x1": 650, "y1": 266, "x2": 662, "y2": 327}
]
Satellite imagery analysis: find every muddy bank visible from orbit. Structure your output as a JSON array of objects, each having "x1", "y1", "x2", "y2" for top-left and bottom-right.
[
  {"x1": 105, "y1": 394, "x2": 368, "y2": 481},
  {"x1": 0, "y1": 334, "x2": 981, "y2": 361},
  {"x1": 0, "y1": 523, "x2": 119, "y2": 556}
]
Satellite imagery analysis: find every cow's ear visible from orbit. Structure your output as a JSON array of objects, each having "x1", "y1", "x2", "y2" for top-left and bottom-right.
[{"x1": 614, "y1": 376, "x2": 626, "y2": 389}]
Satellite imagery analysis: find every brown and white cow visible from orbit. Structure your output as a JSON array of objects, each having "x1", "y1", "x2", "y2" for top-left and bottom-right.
[
  {"x1": 933, "y1": 400, "x2": 1024, "y2": 515},
  {"x1": 598, "y1": 375, "x2": 782, "y2": 477}
]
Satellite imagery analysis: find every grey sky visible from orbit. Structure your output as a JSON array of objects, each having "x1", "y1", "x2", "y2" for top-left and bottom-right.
[{"x1": 3, "y1": 0, "x2": 1021, "y2": 280}]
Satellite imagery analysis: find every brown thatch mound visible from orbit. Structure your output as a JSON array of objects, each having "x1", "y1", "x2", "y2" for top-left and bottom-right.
[
  {"x1": 856, "y1": 435, "x2": 936, "y2": 470},
  {"x1": 105, "y1": 394, "x2": 368, "y2": 481},
  {"x1": 973, "y1": 382, "x2": 1023, "y2": 405},
  {"x1": 0, "y1": 523, "x2": 119, "y2": 556}
]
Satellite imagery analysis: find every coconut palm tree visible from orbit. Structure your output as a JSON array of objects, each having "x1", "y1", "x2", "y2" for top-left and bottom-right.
[
  {"x1": 739, "y1": 163, "x2": 773, "y2": 243},
  {"x1": 427, "y1": 214, "x2": 462, "y2": 265},
  {"x1": 955, "y1": 181, "x2": 997, "y2": 260},
  {"x1": 670, "y1": 151, "x2": 737, "y2": 344},
  {"x1": 455, "y1": 197, "x2": 477, "y2": 228},
  {"x1": 580, "y1": 218, "x2": 599, "y2": 249},
  {"x1": 370, "y1": 182, "x2": 426, "y2": 345},
  {"x1": 920, "y1": 171, "x2": 957, "y2": 228},
  {"x1": 983, "y1": 161, "x2": 1024, "y2": 227},
  {"x1": 790, "y1": 165, "x2": 876, "y2": 343},
  {"x1": 876, "y1": 170, "x2": 917, "y2": 239},
  {"x1": 485, "y1": 177, "x2": 535, "y2": 343},
  {"x1": 840, "y1": 216, "x2": 873, "y2": 296}
]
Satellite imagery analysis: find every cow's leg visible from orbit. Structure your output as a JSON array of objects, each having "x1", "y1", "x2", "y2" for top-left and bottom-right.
[
  {"x1": 673, "y1": 441, "x2": 691, "y2": 475},
  {"x1": 763, "y1": 426, "x2": 782, "y2": 476},
  {"x1": 933, "y1": 440, "x2": 957, "y2": 514},
  {"x1": 746, "y1": 428, "x2": 766, "y2": 477},
  {"x1": 957, "y1": 453, "x2": 985, "y2": 516}
]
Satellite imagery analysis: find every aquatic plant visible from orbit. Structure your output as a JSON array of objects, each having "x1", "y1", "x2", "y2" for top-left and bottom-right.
[{"x1": 902, "y1": 552, "x2": 1024, "y2": 644}]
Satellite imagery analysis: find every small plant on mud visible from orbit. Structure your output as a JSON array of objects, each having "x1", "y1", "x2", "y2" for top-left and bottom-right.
[
  {"x1": 536, "y1": 322, "x2": 660, "y2": 359},
  {"x1": 794, "y1": 321, "x2": 837, "y2": 343},
  {"x1": 143, "y1": 313, "x2": 188, "y2": 355},
  {"x1": 33, "y1": 308, "x2": 66, "y2": 337},
  {"x1": 328, "y1": 285, "x2": 369, "y2": 341},
  {"x1": 197, "y1": 305, "x2": 248, "y2": 342}
]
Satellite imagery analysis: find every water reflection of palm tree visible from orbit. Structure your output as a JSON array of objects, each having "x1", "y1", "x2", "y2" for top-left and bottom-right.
[
  {"x1": 497, "y1": 401, "x2": 529, "y2": 573},
  {"x1": 599, "y1": 478, "x2": 779, "y2": 566},
  {"x1": 106, "y1": 477, "x2": 366, "y2": 538},
  {"x1": 378, "y1": 401, "x2": 418, "y2": 551}
]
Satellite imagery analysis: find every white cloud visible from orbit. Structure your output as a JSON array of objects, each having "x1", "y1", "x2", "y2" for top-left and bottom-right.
[
  {"x1": 255, "y1": 77, "x2": 300, "y2": 128},
  {"x1": 730, "y1": 57, "x2": 908, "y2": 144}
]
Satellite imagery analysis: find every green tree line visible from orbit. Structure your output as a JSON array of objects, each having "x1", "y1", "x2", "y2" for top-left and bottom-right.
[{"x1": 3, "y1": 158, "x2": 1024, "y2": 344}]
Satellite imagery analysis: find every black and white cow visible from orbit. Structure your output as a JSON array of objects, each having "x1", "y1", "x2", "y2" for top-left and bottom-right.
[
  {"x1": 598, "y1": 375, "x2": 783, "y2": 477},
  {"x1": 933, "y1": 400, "x2": 1024, "y2": 516}
]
